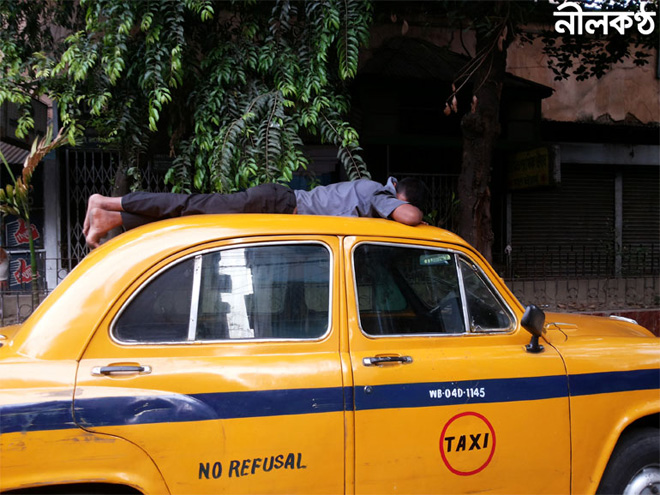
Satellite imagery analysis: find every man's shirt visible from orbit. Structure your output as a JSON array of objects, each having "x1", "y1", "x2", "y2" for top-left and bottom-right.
[{"x1": 294, "y1": 177, "x2": 406, "y2": 218}]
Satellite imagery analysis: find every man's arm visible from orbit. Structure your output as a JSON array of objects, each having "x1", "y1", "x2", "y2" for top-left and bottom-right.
[{"x1": 390, "y1": 203, "x2": 424, "y2": 226}]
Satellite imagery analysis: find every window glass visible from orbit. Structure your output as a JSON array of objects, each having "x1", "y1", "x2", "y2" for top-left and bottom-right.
[
  {"x1": 459, "y1": 258, "x2": 513, "y2": 332},
  {"x1": 114, "y1": 244, "x2": 330, "y2": 343},
  {"x1": 114, "y1": 258, "x2": 195, "y2": 342},
  {"x1": 354, "y1": 244, "x2": 466, "y2": 335}
]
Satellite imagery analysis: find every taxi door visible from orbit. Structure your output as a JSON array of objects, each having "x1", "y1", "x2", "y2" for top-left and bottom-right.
[
  {"x1": 74, "y1": 238, "x2": 345, "y2": 495},
  {"x1": 344, "y1": 237, "x2": 571, "y2": 494}
]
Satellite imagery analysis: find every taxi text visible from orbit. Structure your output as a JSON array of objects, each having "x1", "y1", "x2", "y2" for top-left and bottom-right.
[{"x1": 199, "y1": 452, "x2": 306, "y2": 479}]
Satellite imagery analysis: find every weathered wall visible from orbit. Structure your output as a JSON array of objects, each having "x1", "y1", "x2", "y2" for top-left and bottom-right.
[
  {"x1": 508, "y1": 277, "x2": 660, "y2": 334},
  {"x1": 509, "y1": 276, "x2": 659, "y2": 311},
  {"x1": 365, "y1": 20, "x2": 660, "y2": 125},
  {"x1": 504, "y1": 36, "x2": 659, "y2": 124}
]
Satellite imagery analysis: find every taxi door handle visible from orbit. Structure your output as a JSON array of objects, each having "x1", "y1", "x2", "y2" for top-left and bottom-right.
[
  {"x1": 91, "y1": 365, "x2": 152, "y2": 376},
  {"x1": 363, "y1": 356, "x2": 413, "y2": 366}
]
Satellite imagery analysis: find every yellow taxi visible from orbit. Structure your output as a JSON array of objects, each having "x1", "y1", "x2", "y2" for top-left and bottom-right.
[{"x1": 1, "y1": 215, "x2": 658, "y2": 495}]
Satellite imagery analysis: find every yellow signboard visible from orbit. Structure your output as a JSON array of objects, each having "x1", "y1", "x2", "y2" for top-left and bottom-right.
[{"x1": 508, "y1": 147, "x2": 557, "y2": 190}]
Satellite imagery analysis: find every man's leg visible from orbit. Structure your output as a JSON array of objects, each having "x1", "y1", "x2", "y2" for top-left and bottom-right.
[
  {"x1": 121, "y1": 185, "x2": 296, "y2": 218},
  {"x1": 84, "y1": 184, "x2": 296, "y2": 248},
  {"x1": 84, "y1": 192, "x2": 193, "y2": 247}
]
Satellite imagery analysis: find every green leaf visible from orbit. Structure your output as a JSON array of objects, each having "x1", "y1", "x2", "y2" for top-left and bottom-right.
[{"x1": 1, "y1": 0, "x2": 375, "y2": 194}]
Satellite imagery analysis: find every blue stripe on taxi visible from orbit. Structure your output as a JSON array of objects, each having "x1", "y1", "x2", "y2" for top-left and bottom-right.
[{"x1": 1, "y1": 369, "x2": 657, "y2": 435}]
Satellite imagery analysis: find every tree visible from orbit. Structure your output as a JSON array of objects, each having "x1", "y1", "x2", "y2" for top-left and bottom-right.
[
  {"x1": 0, "y1": 0, "x2": 372, "y2": 195},
  {"x1": 451, "y1": 2, "x2": 514, "y2": 262},
  {"x1": 381, "y1": 0, "x2": 658, "y2": 261},
  {"x1": 2, "y1": 0, "x2": 657, "y2": 261}
]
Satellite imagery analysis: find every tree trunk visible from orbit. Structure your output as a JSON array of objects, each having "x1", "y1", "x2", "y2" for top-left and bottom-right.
[{"x1": 457, "y1": 26, "x2": 507, "y2": 263}]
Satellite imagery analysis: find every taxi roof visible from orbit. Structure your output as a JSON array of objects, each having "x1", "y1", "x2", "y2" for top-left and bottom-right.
[
  {"x1": 84, "y1": 214, "x2": 474, "y2": 264},
  {"x1": 112, "y1": 213, "x2": 468, "y2": 246}
]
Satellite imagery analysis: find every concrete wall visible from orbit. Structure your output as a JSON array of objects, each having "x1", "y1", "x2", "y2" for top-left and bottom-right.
[{"x1": 508, "y1": 276, "x2": 660, "y2": 334}]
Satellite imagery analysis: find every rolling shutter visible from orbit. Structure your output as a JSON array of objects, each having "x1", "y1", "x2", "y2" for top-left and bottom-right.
[
  {"x1": 511, "y1": 164, "x2": 615, "y2": 248},
  {"x1": 622, "y1": 167, "x2": 659, "y2": 245},
  {"x1": 510, "y1": 164, "x2": 615, "y2": 278}
]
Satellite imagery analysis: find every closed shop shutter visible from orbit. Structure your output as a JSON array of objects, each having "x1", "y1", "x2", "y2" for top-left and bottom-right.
[
  {"x1": 510, "y1": 164, "x2": 615, "y2": 278},
  {"x1": 622, "y1": 167, "x2": 659, "y2": 245},
  {"x1": 622, "y1": 166, "x2": 659, "y2": 276}
]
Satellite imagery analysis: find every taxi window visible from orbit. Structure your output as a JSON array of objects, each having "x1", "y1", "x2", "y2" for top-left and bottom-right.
[
  {"x1": 459, "y1": 258, "x2": 513, "y2": 332},
  {"x1": 354, "y1": 244, "x2": 466, "y2": 335},
  {"x1": 113, "y1": 243, "x2": 331, "y2": 343},
  {"x1": 353, "y1": 243, "x2": 514, "y2": 336}
]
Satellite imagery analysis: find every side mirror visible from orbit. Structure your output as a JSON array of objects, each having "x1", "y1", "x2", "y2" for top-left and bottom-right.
[{"x1": 521, "y1": 305, "x2": 546, "y2": 353}]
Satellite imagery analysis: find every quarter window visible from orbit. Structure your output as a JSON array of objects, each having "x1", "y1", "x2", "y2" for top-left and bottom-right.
[
  {"x1": 459, "y1": 258, "x2": 513, "y2": 332},
  {"x1": 114, "y1": 243, "x2": 331, "y2": 343}
]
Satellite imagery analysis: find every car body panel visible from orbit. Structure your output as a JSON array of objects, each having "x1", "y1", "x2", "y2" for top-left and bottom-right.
[
  {"x1": 72, "y1": 235, "x2": 346, "y2": 494},
  {"x1": 0, "y1": 359, "x2": 168, "y2": 493},
  {"x1": 545, "y1": 315, "x2": 660, "y2": 494},
  {"x1": 343, "y1": 236, "x2": 571, "y2": 494},
  {"x1": 1, "y1": 428, "x2": 170, "y2": 493},
  {"x1": 0, "y1": 215, "x2": 657, "y2": 494}
]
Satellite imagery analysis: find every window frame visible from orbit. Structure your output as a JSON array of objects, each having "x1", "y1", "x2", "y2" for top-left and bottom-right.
[
  {"x1": 350, "y1": 241, "x2": 516, "y2": 338},
  {"x1": 110, "y1": 240, "x2": 335, "y2": 345}
]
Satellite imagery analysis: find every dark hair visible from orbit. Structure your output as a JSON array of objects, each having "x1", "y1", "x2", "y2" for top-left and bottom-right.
[{"x1": 396, "y1": 177, "x2": 428, "y2": 212}]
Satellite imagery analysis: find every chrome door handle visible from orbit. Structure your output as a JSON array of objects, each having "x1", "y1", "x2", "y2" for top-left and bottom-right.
[
  {"x1": 363, "y1": 356, "x2": 413, "y2": 366},
  {"x1": 91, "y1": 365, "x2": 152, "y2": 376}
]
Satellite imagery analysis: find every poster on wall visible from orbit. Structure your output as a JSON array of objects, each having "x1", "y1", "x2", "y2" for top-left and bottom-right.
[
  {"x1": 4, "y1": 217, "x2": 43, "y2": 249},
  {"x1": 2, "y1": 214, "x2": 45, "y2": 291},
  {"x1": 7, "y1": 252, "x2": 40, "y2": 290}
]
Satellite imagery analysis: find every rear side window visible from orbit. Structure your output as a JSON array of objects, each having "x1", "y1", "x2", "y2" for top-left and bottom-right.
[
  {"x1": 113, "y1": 243, "x2": 331, "y2": 343},
  {"x1": 353, "y1": 243, "x2": 513, "y2": 336}
]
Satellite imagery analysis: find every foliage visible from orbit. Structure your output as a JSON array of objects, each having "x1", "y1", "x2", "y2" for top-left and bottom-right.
[
  {"x1": 0, "y1": 0, "x2": 372, "y2": 193},
  {"x1": 423, "y1": 192, "x2": 460, "y2": 229},
  {"x1": 536, "y1": 0, "x2": 659, "y2": 81},
  {"x1": 0, "y1": 126, "x2": 66, "y2": 217}
]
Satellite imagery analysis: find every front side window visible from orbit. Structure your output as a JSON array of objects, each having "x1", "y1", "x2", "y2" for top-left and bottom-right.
[
  {"x1": 353, "y1": 243, "x2": 513, "y2": 336},
  {"x1": 113, "y1": 243, "x2": 331, "y2": 343}
]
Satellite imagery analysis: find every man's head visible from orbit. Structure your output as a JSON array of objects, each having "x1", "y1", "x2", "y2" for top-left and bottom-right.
[{"x1": 395, "y1": 177, "x2": 428, "y2": 212}]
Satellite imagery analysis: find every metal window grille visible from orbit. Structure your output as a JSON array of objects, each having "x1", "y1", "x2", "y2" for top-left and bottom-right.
[{"x1": 63, "y1": 148, "x2": 170, "y2": 270}]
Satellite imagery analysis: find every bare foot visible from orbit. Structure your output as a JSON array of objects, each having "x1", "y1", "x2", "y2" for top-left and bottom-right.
[
  {"x1": 86, "y1": 208, "x2": 123, "y2": 248},
  {"x1": 83, "y1": 194, "x2": 125, "y2": 237},
  {"x1": 83, "y1": 194, "x2": 104, "y2": 238}
]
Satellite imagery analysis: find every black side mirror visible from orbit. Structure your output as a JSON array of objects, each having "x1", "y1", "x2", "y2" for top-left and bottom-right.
[{"x1": 521, "y1": 304, "x2": 546, "y2": 353}]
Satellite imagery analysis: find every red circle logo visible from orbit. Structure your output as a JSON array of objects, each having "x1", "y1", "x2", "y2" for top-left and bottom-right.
[{"x1": 439, "y1": 412, "x2": 496, "y2": 476}]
